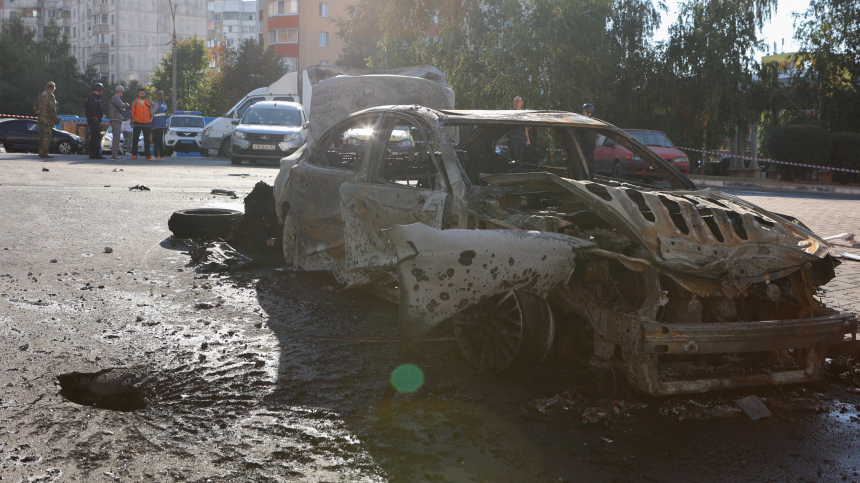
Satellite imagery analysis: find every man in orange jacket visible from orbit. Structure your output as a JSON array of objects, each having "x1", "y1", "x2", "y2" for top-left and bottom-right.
[{"x1": 130, "y1": 88, "x2": 153, "y2": 159}]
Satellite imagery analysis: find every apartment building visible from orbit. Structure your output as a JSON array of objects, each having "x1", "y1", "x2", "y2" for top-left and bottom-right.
[
  {"x1": 1, "y1": 0, "x2": 207, "y2": 86},
  {"x1": 257, "y1": 0, "x2": 349, "y2": 72},
  {"x1": 206, "y1": 0, "x2": 257, "y2": 49}
]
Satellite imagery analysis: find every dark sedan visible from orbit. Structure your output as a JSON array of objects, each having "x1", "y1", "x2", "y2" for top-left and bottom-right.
[{"x1": 0, "y1": 118, "x2": 84, "y2": 154}]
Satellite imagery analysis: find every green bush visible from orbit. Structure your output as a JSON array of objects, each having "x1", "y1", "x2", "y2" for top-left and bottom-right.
[
  {"x1": 763, "y1": 125, "x2": 832, "y2": 181},
  {"x1": 830, "y1": 131, "x2": 860, "y2": 184}
]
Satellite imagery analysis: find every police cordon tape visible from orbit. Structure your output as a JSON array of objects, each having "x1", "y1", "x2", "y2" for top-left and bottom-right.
[
  {"x1": 0, "y1": 114, "x2": 38, "y2": 120},
  {"x1": 678, "y1": 146, "x2": 860, "y2": 175}
]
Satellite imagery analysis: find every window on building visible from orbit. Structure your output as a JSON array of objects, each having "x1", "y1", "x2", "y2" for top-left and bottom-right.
[
  {"x1": 228, "y1": 39, "x2": 235, "y2": 46},
  {"x1": 319, "y1": 32, "x2": 327, "y2": 47},
  {"x1": 49, "y1": 9, "x2": 56, "y2": 18},
  {"x1": 110, "y1": 14, "x2": 113, "y2": 25},
  {"x1": 99, "y1": 33, "x2": 106, "y2": 44},
  {"x1": 110, "y1": 34, "x2": 114, "y2": 46},
  {"x1": 268, "y1": 0, "x2": 297, "y2": 16},
  {"x1": 215, "y1": 27, "x2": 220, "y2": 35},
  {"x1": 111, "y1": 54, "x2": 114, "y2": 65},
  {"x1": 72, "y1": 26, "x2": 76, "y2": 37},
  {"x1": 95, "y1": 13, "x2": 107, "y2": 24},
  {"x1": 242, "y1": 26, "x2": 254, "y2": 33},
  {"x1": 320, "y1": 60, "x2": 327, "y2": 65},
  {"x1": 207, "y1": 1, "x2": 214, "y2": 10},
  {"x1": 283, "y1": 57, "x2": 298, "y2": 73},
  {"x1": 111, "y1": 74, "x2": 115, "y2": 84},
  {"x1": 224, "y1": 12, "x2": 239, "y2": 20},
  {"x1": 100, "y1": 0, "x2": 107, "y2": 4},
  {"x1": 208, "y1": 20, "x2": 214, "y2": 29},
  {"x1": 242, "y1": 13, "x2": 254, "y2": 20},
  {"x1": 268, "y1": 28, "x2": 298, "y2": 43},
  {"x1": 21, "y1": 9, "x2": 40, "y2": 18},
  {"x1": 215, "y1": 13, "x2": 221, "y2": 21},
  {"x1": 73, "y1": 9, "x2": 76, "y2": 18},
  {"x1": 319, "y1": 3, "x2": 328, "y2": 17}
]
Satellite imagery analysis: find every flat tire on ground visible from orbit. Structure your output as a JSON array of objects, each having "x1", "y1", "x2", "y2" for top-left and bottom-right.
[
  {"x1": 167, "y1": 208, "x2": 244, "y2": 239},
  {"x1": 453, "y1": 290, "x2": 554, "y2": 373}
]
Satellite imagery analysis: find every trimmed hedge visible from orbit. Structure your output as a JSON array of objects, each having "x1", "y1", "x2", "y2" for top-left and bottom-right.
[
  {"x1": 830, "y1": 131, "x2": 860, "y2": 183},
  {"x1": 763, "y1": 125, "x2": 832, "y2": 181}
]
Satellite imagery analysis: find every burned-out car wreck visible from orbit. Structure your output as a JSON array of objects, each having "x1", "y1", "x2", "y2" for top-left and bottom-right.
[{"x1": 273, "y1": 106, "x2": 856, "y2": 395}]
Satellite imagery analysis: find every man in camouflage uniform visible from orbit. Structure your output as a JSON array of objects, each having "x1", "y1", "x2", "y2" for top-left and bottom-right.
[{"x1": 33, "y1": 81, "x2": 60, "y2": 159}]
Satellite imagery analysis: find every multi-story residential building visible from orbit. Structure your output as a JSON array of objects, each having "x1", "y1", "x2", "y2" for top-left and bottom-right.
[
  {"x1": 1, "y1": 0, "x2": 207, "y2": 86},
  {"x1": 206, "y1": 0, "x2": 257, "y2": 49},
  {"x1": 257, "y1": 0, "x2": 349, "y2": 72}
]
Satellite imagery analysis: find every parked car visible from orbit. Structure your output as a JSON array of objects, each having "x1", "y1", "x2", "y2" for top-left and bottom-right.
[
  {"x1": 164, "y1": 111, "x2": 207, "y2": 156},
  {"x1": 101, "y1": 126, "x2": 144, "y2": 154},
  {"x1": 0, "y1": 118, "x2": 84, "y2": 154},
  {"x1": 273, "y1": 105, "x2": 855, "y2": 396},
  {"x1": 594, "y1": 129, "x2": 689, "y2": 180},
  {"x1": 230, "y1": 101, "x2": 308, "y2": 165}
]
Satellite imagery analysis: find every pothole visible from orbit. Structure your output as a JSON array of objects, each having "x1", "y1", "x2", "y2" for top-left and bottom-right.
[{"x1": 57, "y1": 369, "x2": 147, "y2": 412}]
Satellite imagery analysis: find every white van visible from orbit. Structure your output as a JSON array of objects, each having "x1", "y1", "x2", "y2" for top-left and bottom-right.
[{"x1": 201, "y1": 72, "x2": 299, "y2": 157}]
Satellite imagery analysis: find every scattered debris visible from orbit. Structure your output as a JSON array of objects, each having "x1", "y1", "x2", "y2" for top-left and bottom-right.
[
  {"x1": 228, "y1": 173, "x2": 250, "y2": 176},
  {"x1": 194, "y1": 302, "x2": 221, "y2": 309},
  {"x1": 112, "y1": 168, "x2": 124, "y2": 172},
  {"x1": 18, "y1": 343, "x2": 29, "y2": 351},
  {"x1": 49, "y1": 259, "x2": 57, "y2": 263},
  {"x1": 104, "y1": 247, "x2": 113, "y2": 254},
  {"x1": 168, "y1": 208, "x2": 243, "y2": 239},
  {"x1": 583, "y1": 399, "x2": 642, "y2": 425},
  {"x1": 532, "y1": 389, "x2": 587, "y2": 415},
  {"x1": 178, "y1": 239, "x2": 253, "y2": 272},
  {"x1": 834, "y1": 250, "x2": 860, "y2": 262},
  {"x1": 735, "y1": 395, "x2": 772, "y2": 421},
  {"x1": 823, "y1": 233, "x2": 859, "y2": 247},
  {"x1": 659, "y1": 400, "x2": 742, "y2": 420},
  {"x1": 211, "y1": 189, "x2": 238, "y2": 198},
  {"x1": 826, "y1": 356, "x2": 860, "y2": 386},
  {"x1": 41, "y1": 167, "x2": 49, "y2": 172},
  {"x1": 129, "y1": 184, "x2": 150, "y2": 191}
]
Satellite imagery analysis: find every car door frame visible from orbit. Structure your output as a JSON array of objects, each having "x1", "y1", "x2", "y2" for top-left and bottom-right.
[
  {"x1": 339, "y1": 111, "x2": 451, "y2": 286},
  {"x1": 284, "y1": 112, "x2": 384, "y2": 277}
]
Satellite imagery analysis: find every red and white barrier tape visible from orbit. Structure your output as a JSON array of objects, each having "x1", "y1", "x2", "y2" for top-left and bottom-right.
[
  {"x1": 679, "y1": 146, "x2": 860, "y2": 174},
  {"x1": 0, "y1": 114, "x2": 38, "y2": 119}
]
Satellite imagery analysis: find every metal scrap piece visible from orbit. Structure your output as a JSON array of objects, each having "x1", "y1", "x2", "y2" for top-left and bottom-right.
[{"x1": 735, "y1": 395, "x2": 772, "y2": 420}]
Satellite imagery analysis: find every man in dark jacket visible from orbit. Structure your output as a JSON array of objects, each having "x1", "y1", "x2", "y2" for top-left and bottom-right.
[{"x1": 85, "y1": 83, "x2": 106, "y2": 159}]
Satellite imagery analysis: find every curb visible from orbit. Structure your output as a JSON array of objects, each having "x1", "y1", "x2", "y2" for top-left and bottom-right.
[{"x1": 690, "y1": 176, "x2": 860, "y2": 196}]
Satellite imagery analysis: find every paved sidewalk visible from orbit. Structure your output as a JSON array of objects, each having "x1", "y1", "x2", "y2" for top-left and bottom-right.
[
  {"x1": 728, "y1": 189, "x2": 860, "y2": 315},
  {"x1": 692, "y1": 175, "x2": 860, "y2": 196}
]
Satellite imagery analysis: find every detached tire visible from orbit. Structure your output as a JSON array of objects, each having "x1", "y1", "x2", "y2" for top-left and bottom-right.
[{"x1": 168, "y1": 208, "x2": 244, "y2": 239}]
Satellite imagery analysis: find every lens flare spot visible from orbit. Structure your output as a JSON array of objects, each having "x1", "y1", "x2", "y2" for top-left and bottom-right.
[{"x1": 390, "y1": 364, "x2": 424, "y2": 393}]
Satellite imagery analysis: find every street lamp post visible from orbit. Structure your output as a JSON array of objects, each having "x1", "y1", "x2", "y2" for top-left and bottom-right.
[{"x1": 168, "y1": 1, "x2": 178, "y2": 112}]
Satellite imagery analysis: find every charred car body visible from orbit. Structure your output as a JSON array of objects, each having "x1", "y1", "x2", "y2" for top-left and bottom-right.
[{"x1": 273, "y1": 106, "x2": 856, "y2": 395}]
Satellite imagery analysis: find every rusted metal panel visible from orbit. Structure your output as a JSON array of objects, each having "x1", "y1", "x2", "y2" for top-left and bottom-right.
[
  {"x1": 642, "y1": 314, "x2": 856, "y2": 355},
  {"x1": 385, "y1": 223, "x2": 593, "y2": 343}
]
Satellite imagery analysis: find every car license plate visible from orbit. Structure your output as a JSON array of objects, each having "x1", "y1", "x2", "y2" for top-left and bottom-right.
[
  {"x1": 253, "y1": 144, "x2": 276, "y2": 151},
  {"x1": 179, "y1": 140, "x2": 193, "y2": 145}
]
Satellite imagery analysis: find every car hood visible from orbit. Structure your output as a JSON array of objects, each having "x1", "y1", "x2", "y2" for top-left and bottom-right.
[
  {"x1": 473, "y1": 172, "x2": 831, "y2": 291},
  {"x1": 236, "y1": 125, "x2": 303, "y2": 135}
]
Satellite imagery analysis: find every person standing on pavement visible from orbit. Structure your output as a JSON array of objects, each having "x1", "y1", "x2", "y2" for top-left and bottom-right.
[
  {"x1": 150, "y1": 91, "x2": 169, "y2": 160},
  {"x1": 33, "y1": 81, "x2": 60, "y2": 159},
  {"x1": 130, "y1": 88, "x2": 153, "y2": 160},
  {"x1": 84, "y1": 83, "x2": 106, "y2": 159},
  {"x1": 579, "y1": 103, "x2": 597, "y2": 174},
  {"x1": 108, "y1": 86, "x2": 129, "y2": 160},
  {"x1": 508, "y1": 96, "x2": 530, "y2": 162},
  {"x1": 121, "y1": 107, "x2": 133, "y2": 153}
]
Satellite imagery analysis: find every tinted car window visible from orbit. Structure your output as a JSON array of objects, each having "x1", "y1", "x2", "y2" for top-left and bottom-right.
[
  {"x1": 318, "y1": 115, "x2": 379, "y2": 171},
  {"x1": 169, "y1": 117, "x2": 205, "y2": 128},
  {"x1": 626, "y1": 130, "x2": 674, "y2": 148},
  {"x1": 242, "y1": 108, "x2": 302, "y2": 127}
]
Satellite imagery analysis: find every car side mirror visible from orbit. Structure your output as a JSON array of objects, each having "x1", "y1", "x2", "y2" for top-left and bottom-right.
[
  {"x1": 231, "y1": 119, "x2": 240, "y2": 125},
  {"x1": 303, "y1": 122, "x2": 310, "y2": 129}
]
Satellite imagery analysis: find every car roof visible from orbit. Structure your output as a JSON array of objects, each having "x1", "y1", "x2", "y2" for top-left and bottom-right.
[
  {"x1": 248, "y1": 100, "x2": 303, "y2": 110},
  {"x1": 351, "y1": 105, "x2": 610, "y2": 129},
  {"x1": 623, "y1": 129, "x2": 665, "y2": 134}
]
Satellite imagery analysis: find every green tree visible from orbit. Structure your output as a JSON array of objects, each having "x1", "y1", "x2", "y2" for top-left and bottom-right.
[
  {"x1": 151, "y1": 35, "x2": 210, "y2": 113},
  {"x1": 207, "y1": 39, "x2": 287, "y2": 116},
  {"x1": 662, "y1": 0, "x2": 777, "y2": 161},
  {"x1": 0, "y1": 15, "x2": 98, "y2": 117},
  {"x1": 790, "y1": 0, "x2": 860, "y2": 132}
]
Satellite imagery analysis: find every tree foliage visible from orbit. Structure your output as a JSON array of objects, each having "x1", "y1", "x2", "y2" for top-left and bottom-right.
[
  {"x1": 207, "y1": 40, "x2": 287, "y2": 116},
  {"x1": 151, "y1": 35, "x2": 211, "y2": 112},
  {"x1": 0, "y1": 15, "x2": 98, "y2": 117}
]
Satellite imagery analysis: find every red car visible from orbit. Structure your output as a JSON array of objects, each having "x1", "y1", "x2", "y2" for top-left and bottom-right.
[{"x1": 594, "y1": 129, "x2": 689, "y2": 180}]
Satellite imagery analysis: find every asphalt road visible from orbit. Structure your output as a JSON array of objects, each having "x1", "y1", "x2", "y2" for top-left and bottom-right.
[{"x1": 0, "y1": 152, "x2": 858, "y2": 483}]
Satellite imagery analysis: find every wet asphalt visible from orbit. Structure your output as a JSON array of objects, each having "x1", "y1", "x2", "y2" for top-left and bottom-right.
[{"x1": 0, "y1": 152, "x2": 858, "y2": 482}]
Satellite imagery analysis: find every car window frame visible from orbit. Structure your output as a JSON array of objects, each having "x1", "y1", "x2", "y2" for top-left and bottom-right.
[
  {"x1": 308, "y1": 112, "x2": 382, "y2": 172},
  {"x1": 368, "y1": 112, "x2": 449, "y2": 192}
]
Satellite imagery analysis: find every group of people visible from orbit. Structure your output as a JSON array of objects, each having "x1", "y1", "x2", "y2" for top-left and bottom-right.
[
  {"x1": 83, "y1": 82, "x2": 170, "y2": 160},
  {"x1": 508, "y1": 96, "x2": 597, "y2": 171}
]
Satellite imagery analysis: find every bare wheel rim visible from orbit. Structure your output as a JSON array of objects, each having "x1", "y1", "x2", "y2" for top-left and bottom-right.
[
  {"x1": 57, "y1": 141, "x2": 72, "y2": 154},
  {"x1": 453, "y1": 291, "x2": 526, "y2": 372}
]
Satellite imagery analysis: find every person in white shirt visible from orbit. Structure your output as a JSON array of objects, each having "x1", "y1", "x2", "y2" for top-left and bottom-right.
[{"x1": 121, "y1": 108, "x2": 133, "y2": 153}]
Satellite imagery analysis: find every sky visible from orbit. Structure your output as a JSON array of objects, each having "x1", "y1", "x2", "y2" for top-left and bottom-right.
[{"x1": 653, "y1": 0, "x2": 812, "y2": 56}]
